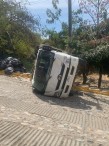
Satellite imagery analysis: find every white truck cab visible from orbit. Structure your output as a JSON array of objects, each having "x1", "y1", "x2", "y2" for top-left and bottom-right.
[{"x1": 32, "y1": 45, "x2": 79, "y2": 98}]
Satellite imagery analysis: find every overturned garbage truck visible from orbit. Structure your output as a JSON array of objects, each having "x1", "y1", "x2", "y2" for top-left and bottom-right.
[{"x1": 32, "y1": 45, "x2": 87, "y2": 98}]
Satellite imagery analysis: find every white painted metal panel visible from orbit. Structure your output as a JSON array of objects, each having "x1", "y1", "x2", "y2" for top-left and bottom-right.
[
  {"x1": 44, "y1": 51, "x2": 79, "y2": 98},
  {"x1": 60, "y1": 56, "x2": 79, "y2": 98}
]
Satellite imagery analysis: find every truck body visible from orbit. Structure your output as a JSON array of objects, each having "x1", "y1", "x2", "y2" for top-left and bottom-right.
[{"x1": 32, "y1": 45, "x2": 79, "y2": 98}]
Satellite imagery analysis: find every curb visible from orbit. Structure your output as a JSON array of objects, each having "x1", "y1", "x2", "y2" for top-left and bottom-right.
[
  {"x1": 1, "y1": 70, "x2": 109, "y2": 96},
  {"x1": 72, "y1": 85, "x2": 109, "y2": 96},
  {"x1": 0, "y1": 70, "x2": 31, "y2": 79}
]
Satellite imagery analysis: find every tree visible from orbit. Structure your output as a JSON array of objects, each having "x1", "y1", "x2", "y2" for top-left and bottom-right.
[
  {"x1": 79, "y1": 0, "x2": 109, "y2": 25},
  {"x1": 46, "y1": 0, "x2": 61, "y2": 23},
  {"x1": 42, "y1": 24, "x2": 68, "y2": 50},
  {"x1": 0, "y1": 0, "x2": 41, "y2": 60},
  {"x1": 78, "y1": 0, "x2": 109, "y2": 87},
  {"x1": 83, "y1": 44, "x2": 109, "y2": 88},
  {"x1": 45, "y1": 0, "x2": 109, "y2": 88},
  {"x1": 79, "y1": 0, "x2": 109, "y2": 37}
]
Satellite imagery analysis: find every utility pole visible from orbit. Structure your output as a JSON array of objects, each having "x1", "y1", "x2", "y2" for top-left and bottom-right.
[{"x1": 68, "y1": 0, "x2": 72, "y2": 50}]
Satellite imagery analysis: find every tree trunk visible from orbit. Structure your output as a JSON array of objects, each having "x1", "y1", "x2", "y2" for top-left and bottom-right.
[
  {"x1": 83, "y1": 73, "x2": 87, "y2": 84},
  {"x1": 98, "y1": 66, "x2": 102, "y2": 88}
]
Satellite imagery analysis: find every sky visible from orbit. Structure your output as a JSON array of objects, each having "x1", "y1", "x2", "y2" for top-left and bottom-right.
[{"x1": 18, "y1": 0, "x2": 79, "y2": 32}]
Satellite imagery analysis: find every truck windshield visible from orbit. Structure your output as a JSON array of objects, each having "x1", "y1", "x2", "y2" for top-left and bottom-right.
[{"x1": 34, "y1": 50, "x2": 54, "y2": 93}]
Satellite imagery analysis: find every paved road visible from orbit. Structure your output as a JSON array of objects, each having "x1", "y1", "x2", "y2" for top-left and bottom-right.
[{"x1": 0, "y1": 75, "x2": 109, "y2": 146}]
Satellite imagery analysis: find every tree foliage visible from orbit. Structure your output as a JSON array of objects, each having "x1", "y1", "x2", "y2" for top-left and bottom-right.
[
  {"x1": 0, "y1": 0, "x2": 41, "y2": 60},
  {"x1": 79, "y1": 0, "x2": 109, "y2": 26},
  {"x1": 46, "y1": 0, "x2": 109, "y2": 87},
  {"x1": 46, "y1": 0, "x2": 61, "y2": 23}
]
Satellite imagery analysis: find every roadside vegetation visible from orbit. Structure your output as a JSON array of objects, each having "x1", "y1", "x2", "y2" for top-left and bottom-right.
[{"x1": 0, "y1": 0, "x2": 41, "y2": 70}]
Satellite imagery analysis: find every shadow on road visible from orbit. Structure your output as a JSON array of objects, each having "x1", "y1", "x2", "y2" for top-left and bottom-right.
[{"x1": 33, "y1": 91, "x2": 103, "y2": 111}]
